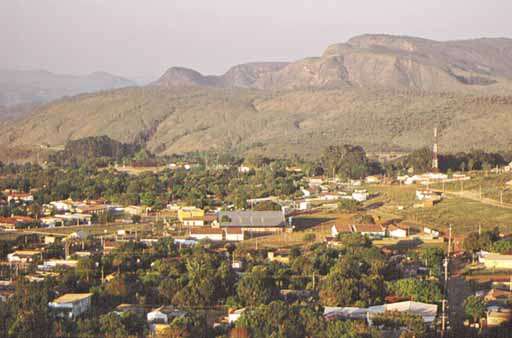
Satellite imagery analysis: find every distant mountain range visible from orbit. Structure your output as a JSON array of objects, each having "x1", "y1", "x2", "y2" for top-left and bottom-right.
[
  {"x1": 2, "y1": 34, "x2": 512, "y2": 161},
  {"x1": 153, "y1": 34, "x2": 512, "y2": 92},
  {"x1": 0, "y1": 69, "x2": 135, "y2": 109}
]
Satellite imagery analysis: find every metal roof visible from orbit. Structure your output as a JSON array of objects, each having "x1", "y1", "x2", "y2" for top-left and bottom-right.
[{"x1": 218, "y1": 211, "x2": 285, "y2": 228}]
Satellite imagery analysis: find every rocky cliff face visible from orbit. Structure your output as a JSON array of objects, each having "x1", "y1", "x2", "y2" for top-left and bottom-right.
[{"x1": 152, "y1": 34, "x2": 512, "y2": 92}]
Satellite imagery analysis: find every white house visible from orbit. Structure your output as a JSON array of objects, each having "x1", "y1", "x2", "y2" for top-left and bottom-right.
[
  {"x1": 352, "y1": 224, "x2": 386, "y2": 239},
  {"x1": 7, "y1": 250, "x2": 42, "y2": 263},
  {"x1": 352, "y1": 190, "x2": 368, "y2": 202},
  {"x1": 367, "y1": 301, "x2": 438, "y2": 326},
  {"x1": 225, "y1": 228, "x2": 245, "y2": 241},
  {"x1": 49, "y1": 293, "x2": 93, "y2": 319},
  {"x1": 299, "y1": 201, "x2": 311, "y2": 210},
  {"x1": 301, "y1": 189, "x2": 311, "y2": 198},
  {"x1": 238, "y1": 165, "x2": 251, "y2": 173},
  {"x1": 228, "y1": 308, "x2": 246, "y2": 324},
  {"x1": 331, "y1": 224, "x2": 354, "y2": 237},
  {"x1": 324, "y1": 301, "x2": 438, "y2": 326},
  {"x1": 365, "y1": 176, "x2": 381, "y2": 184},
  {"x1": 189, "y1": 227, "x2": 224, "y2": 241},
  {"x1": 387, "y1": 224, "x2": 408, "y2": 238},
  {"x1": 423, "y1": 227, "x2": 440, "y2": 239},
  {"x1": 147, "y1": 306, "x2": 187, "y2": 324}
]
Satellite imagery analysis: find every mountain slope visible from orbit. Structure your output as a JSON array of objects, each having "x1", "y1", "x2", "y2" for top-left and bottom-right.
[
  {"x1": 3, "y1": 86, "x2": 512, "y2": 159},
  {"x1": 3, "y1": 34, "x2": 512, "y2": 160},
  {"x1": 0, "y1": 69, "x2": 136, "y2": 108}
]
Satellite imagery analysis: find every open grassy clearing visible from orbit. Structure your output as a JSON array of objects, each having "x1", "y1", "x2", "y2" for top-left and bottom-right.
[
  {"x1": 237, "y1": 213, "x2": 343, "y2": 250},
  {"x1": 431, "y1": 172, "x2": 512, "y2": 204},
  {"x1": 365, "y1": 184, "x2": 512, "y2": 235}
]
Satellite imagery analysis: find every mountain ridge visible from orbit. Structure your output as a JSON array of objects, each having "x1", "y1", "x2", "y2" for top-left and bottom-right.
[{"x1": 2, "y1": 34, "x2": 512, "y2": 160}]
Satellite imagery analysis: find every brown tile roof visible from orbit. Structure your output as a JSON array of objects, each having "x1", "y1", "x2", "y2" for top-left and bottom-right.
[
  {"x1": 225, "y1": 227, "x2": 243, "y2": 234},
  {"x1": 353, "y1": 223, "x2": 385, "y2": 233},
  {"x1": 190, "y1": 227, "x2": 223, "y2": 235},
  {"x1": 334, "y1": 224, "x2": 353, "y2": 233}
]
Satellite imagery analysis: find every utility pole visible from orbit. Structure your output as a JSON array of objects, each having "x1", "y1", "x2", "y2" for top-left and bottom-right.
[
  {"x1": 448, "y1": 224, "x2": 453, "y2": 257},
  {"x1": 441, "y1": 299, "x2": 447, "y2": 336}
]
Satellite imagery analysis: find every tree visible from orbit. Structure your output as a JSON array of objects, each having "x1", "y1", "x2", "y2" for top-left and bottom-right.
[
  {"x1": 99, "y1": 313, "x2": 128, "y2": 338},
  {"x1": 338, "y1": 199, "x2": 361, "y2": 213},
  {"x1": 321, "y1": 145, "x2": 371, "y2": 179},
  {"x1": 387, "y1": 279, "x2": 442, "y2": 303},
  {"x1": 236, "y1": 267, "x2": 278, "y2": 306},
  {"x1": 236, "y1": 301, "x2": 324, "y2": 338},
  {"x1": 464, "y1": 296, "x2": 486, "y2": 323},
  {"x1": 131, "y1": 214, "x2": 141, "y2": 224},
  {"x1": 319, "y1": 256, "x2": 385, "y2": 307},
  {"x1": 491, "y1": 239, "x2": 512, "y2": 254}
]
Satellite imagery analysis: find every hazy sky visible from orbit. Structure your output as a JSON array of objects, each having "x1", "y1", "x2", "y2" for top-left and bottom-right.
[{"x1": 1, "y1": 0, "x2": 511, "y2": 83}]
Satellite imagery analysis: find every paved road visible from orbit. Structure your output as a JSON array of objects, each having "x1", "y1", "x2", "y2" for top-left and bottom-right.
[{"x1": 447, "y1": 256, "x2": 472, "y2": 333}]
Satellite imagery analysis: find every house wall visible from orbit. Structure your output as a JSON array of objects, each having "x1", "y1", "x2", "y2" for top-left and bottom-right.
[{"x1": 190, "y1": 233, "x2": 223, "y2": 241}]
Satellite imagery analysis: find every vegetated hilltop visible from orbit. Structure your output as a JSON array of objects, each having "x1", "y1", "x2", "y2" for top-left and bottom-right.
[
  {"x1": 2, "y1": 34, "x2": 512, "y2": 160},
  {"x1": 3, "y1": 85, "x2": 512, "y2": 159},
  {"x1": 0, "y1": 69, "x2": 136, "y2": 109}
]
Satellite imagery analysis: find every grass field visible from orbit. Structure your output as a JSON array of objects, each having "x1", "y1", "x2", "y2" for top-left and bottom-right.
[
  {"x1": 366, "y1": 184, "x2": 512, "y2": 235},
  {"x1": 431, "y1": 172, "x2": 512, "y2": 204}
]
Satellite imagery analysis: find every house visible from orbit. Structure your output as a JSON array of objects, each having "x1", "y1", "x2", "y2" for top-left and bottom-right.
[
  {"x1": 124, "y1": 205, "x2": 147, "y2": 216},
  {"x1": 308, "y1": 177, "x2": 324, "y2": 188},
  {"x1": 331, "y1": 224, "x2": 354, "y2": 237},
  {"x1": 267, "y1": 250, "x2": 290, "y2": 264},
  {"x1": 75, "y1": 204, "x2": 108, "y2": 216},
  {"x1": 504, "y1": 162, "x2": 512, "y2": 172},
  {"x1": 387, "y1": 224, "x2": 408, "y2": 238},
  {"x1": 49, "y1": 293, "x2": 93, "y2": 319},
  {"x1": 0, "y1": 281, "x2": 14, "y2": 303},
  {"x1": 113, "y1": 303, "x2": 145, "y2": 316},
  {"x1": 352, "y1": 189, "x2": 368, "y2": 202},
  {"x1": 299, "y1": 201, "x2": 312, "y2": 210},
  {"x1": 238, "y1": 165, "x2": 252, "y2": 173},
  {"x1": 367, "y1": 301, "x2": 438, "y2": 325},
  {"x1": 324, "y1": 307, "x2": 368, "y2": 320},
  {"x1": 178, "y1": 207, "x2": 205, "y2": 226},
  {"x1": 301, "y1": 189, "x2": 312, "y2": 198},
  {"x1": 228, "y1": 308, "x2": 246, "y2": 324},
  {"x1": 352, "y1": 224, "x2": 386, "y2": 238},
  {"x1": 147, "y1": 306, "x2": 186, "y2": 324},
  {"x1": 423, "y1": 227, "x2": 440, "y2": 239},
  {"x1": 416, "y1": 189, "x2": 442, "y2": 201},
  {"x1": 218, "y1": 211, "x2": 287, "y2": 233},
  {"x1": 40, "y1": 217, "x2": 62, "y2": 228},
  {"x1": 365, "y1": 176, "x2": 381, "y2": 184},
  {"x1": 7, "y1": 249, "x2": 43, "y2": 263},
  {"x1": 189, "y1": 227, "x2": 224, "y2": 241},
  {"x1": 39, "y1": 259, "x2": 79, "y2": 270},
  {"x1": 225, "y1": 227, "x2": 245, "y2": 241},
  {"x1": 0, "y1": 216, "x2": 37, "y2": 230},
  {"x1": 5, "y1": 191, "x2": 34, "y2": 203},
  {"x1": 478, "y1": 252, "x2": 512, "y2": 270},
  {"x1": 55, "y1": 213, "x2": 92, "y2": 226},
  {"x1": 50, "y1": 199, "x2": 74, "y2": 212},
  {"x1": 487, "y1": 307, "x2": 512, "y2": 327}
]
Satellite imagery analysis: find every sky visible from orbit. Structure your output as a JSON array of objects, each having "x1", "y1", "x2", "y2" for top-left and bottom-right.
[{"x1": 1, "y1": 0, "x2": 512, "y2": 83}]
